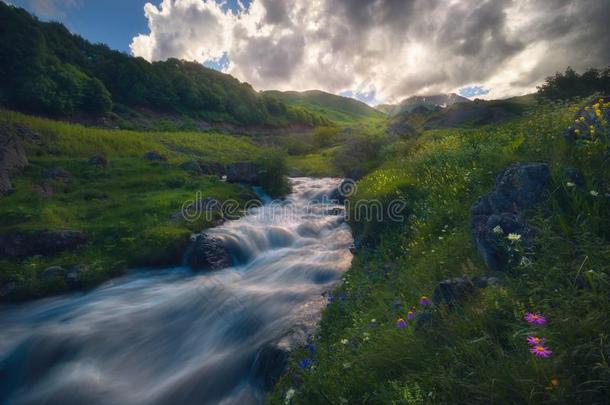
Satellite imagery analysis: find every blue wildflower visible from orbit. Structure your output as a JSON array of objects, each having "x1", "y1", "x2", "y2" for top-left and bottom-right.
[{"x1": 299, "y1": 358, "x2": 313, "y2": 369}]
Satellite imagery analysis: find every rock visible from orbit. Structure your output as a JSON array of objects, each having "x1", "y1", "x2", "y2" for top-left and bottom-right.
[
  {"x1": 143, "y1": 151, "x2": 166, "y2": 161},
  {"x1": 251, "y1": 344, "x2": 290, "y2": 391},
  {"x1": 0, "y1": 230, "x2": 88, "y2": 259},
  {"x1": 346, "y1": 167, "x2": 365, "y2": 181},
  {"x1": 65, "y1": 264, "x2": 89, "y2": 289},
  {"x1": 40, "y1": 266, "x2": 67, "y2": 280},
  {"x1": 0, "y1": 127, "x2": 29, "y2": 195},
  {"x1": 226, "y1": 162, "x2": 261, "y2": 184},
  {"x1": 198, "y1": 162, "x2": 226, "y2": 176},
  {"x1": 0, "y1": 281, "x2": 20, "y2": 300},
  {"x1": 433, "y1": 276, "x2": 503, "y2": 306},
  {"x1": 186, "y1": 234, "x2": 232, "y2": 271},
  {"x1": 179, "y1": 160, "x2": 203, "y2": 175},
  {"x1": 43, "y1": 166, "x2": 72, "y2": 179},
  {"x1": 32, "y1": 182, "x2": 54, "y2": 198},
  {"x1": 470, "y1": 163, "x2": 550, "y2": 272},
  {"x1": 88, "y1": 155, "x2": 108, "y2": 168}
]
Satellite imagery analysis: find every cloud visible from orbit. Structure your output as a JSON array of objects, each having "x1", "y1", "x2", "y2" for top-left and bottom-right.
[
  {"x1": 131, "y1": 0, "x2": 610, "y2": 103},
  {"x1": 25, "y1": 0, "x2": 79, "y2": 17}
]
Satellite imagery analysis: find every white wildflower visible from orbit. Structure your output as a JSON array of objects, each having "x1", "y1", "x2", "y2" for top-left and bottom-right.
[
  {"x1": 590, "y1": 190, "x2": 599, "y2": 197},
  {"x1": 566, "y1": 182, "x2": 576, "y2": 188},
  {"x1": 492, "y1": 225, "x2": 504, "y2": 235},
  {"x1": 507, "y1": 233, "x2": 521, "y2": 242},
  {"x1": 284, "y1": 388, "x2": 296, "y2": 404},
  {"x1": 340, "y1": 339, "x2": 348, "y2": 345}
]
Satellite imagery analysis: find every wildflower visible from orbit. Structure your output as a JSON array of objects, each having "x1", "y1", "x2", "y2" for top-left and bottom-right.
[
  {"x1": 438, "y1": 236, "x2": 444, "y2": 240},
  {"x1": 507, "y1": 233, "x2": 522, "y2": 242},
  {"x1": 566, "y1": 182, "x2": 576, "y2": 188},
  {"x1": 492, "y1": 225, "x2": 504, "y2": 234},
  {"x1": 396, "y1": 318, "x2": 407, "y2": 329},
  {"x1": 547, "y1": 378, "x2": 560, "y2": 390},
  {"x1": 327, "y1": 295, "x2": 336, "y2": 303},
  {"x1": 574, "y1": 129, "x2": 581, "y2": 135},
  {"x1": 343, "y1": 362, "x2": 351, "y2": 369},
  {"x1": 339, "y1": 292, "x2": 348, "y2": 301},
  {"x1": 371, "y1": 318, "x2": 377, "y2": 323},
  {"x1": 590, "y1": 190, "x2": 599, "y2": 197},
  {"x1": 407, "y1": 310, "x2": 415, "y2": 321},
  {"x1": 284, "y1": 388, "x2": 296, "y2": 404},
  {"x1": 340, "y1": 339, "x2": 349, "y2": 345},
  {"x1": 519, "y1": 256, "x2": 532, "y2": 267},
  {"x1": 309, "y1": 344, "x2": 316, "y2": 354},
  {"x1": 299, "y1": 358, "x2": 313, "y2": 369},
  {"x1": 527, "y1": 336, "x2": 545, "y2": 346},
  {"x1": 530, "y1": 345, "x2": 552, "y2": 358},
  {"x1": 524, "y1": 312, "x2": 547, "y2": 325},
  {"x1": 420, "y1": 296, "x2": 430, "y2": 306},
  {"x1": 363, "y1": 332, "x2": 370, "y2": 341}
]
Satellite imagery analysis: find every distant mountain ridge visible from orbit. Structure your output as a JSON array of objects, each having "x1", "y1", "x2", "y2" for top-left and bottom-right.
[
  {"x1": 377, "y1": 93, "x2": 471, "y2": 116},
  {"x1": 263, "y1": 90, "x2": 386, "y2": 124}
]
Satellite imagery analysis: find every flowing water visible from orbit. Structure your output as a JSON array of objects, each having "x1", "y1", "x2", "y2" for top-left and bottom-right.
[{"x1": 0, "y1": 177, "x2": 353, "y2": 404}]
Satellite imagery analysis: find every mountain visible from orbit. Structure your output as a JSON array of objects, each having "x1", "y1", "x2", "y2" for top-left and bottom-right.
[
  {"x1": 263, "y1": 90, "x2": 386, "y2": 124},
  {"x1": 377, "y1": 93, "x2": 471, "y2": 116},
  {"x1": 0, "y1": 3, "x2": 328, "y2": 128}
]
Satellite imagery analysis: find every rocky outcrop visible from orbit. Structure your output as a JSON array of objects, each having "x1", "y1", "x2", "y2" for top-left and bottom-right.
[
  {"x1": 199, "y1": 162, "x2": 226, "y2": 177},
  {"x1": 251, "y1": 344, "x2": 290, "y2": 391},
  {"x1": 0, "y1": 127, "x2": 29, "y2": 195},
  {"x1": 470, "y1": 163, "x2": 550, "y2": 272},
  {"x1": 179, "y1": 160, "x2": 203, "y2": 175},
  {"x1": 433, "y1": 276, "x2": 503, "y2": 306},
  {"x1": 186, "y1": 233, "x2": 232, "y2": 271},
  {"x1": 143, "y1": 151, "x2": 167, "y2": 161},
  {"x1": 40, "y1": 266, "x2": 67, "y2": 280},
  {"x1": 226, "y1": 162, "x2": 261, "y2": 184},
  {"x1": 0, "y1": 230, "x2": 88, "y2": 259},
  {"x1": 88, "y1": 155, "x2": 108, "y2": 168}
]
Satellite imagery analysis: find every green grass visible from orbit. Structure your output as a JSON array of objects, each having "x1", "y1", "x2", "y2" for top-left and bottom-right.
[
  {"x1": 0, "y1": 110, "x2": 268, "y2": 300},
  {"x1": 269, "y1": 98, "x2": 610, "y2": 403}
]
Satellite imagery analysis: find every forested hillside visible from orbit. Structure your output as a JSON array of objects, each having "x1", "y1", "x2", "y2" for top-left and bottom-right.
[{"x1": 0, "y1": 3, "x2": 328, "y2": 127}]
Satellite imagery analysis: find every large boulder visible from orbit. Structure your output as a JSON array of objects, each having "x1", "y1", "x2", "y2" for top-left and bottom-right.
[
  {"x1": 198, "y1": 161, "x2": 226, "y2": 177},
  {"x1": 0, "y1": 127, "x2": 29, "y2": 195},
  {"x1": 0, "y1": 230, "x2": 88, "y2": 259},
  {"x1": 226, "y1": 162, "x2": 261, "y2": 184},
  {"x1": 251, "y1": 344, "x2": 290, "y2": 391},
  {"x1": 143, "y1": 151, "x2": 167, "y2": 161},
  {"x1": 186, "y1": 233, "x2": 232, "y2": 271},
  {"x1": 471, "y1": 163, "x2": 550, "y2": 272}
]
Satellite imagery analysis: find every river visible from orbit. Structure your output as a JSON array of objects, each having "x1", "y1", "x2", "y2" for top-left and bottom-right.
[{"x1": 0, "y1": 177, "x2": 353, "y2": 404}]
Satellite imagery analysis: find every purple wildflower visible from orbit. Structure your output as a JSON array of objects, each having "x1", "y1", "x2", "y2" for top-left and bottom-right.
[
  {"x1": 420, "y1": 296, "x2": 430, "y2": 306},
  {"x1": 530, "y1": 345, "x2": 552, "y2": 358},
  {"x1": 526, "y1": 336, "x2": 545, "y2": 346},
  {"x1": 407, "y1": 310, "x2": 415, "y2": 321},
  {"x1": 524, "y1": 312, "x2": 547, "y2": 325},
  {"x1": 299, "y1": 358, "x2": 313, "y2": 369},
  {"x1": 396, "y1": 318, "x2": 407, "y2": 329}
]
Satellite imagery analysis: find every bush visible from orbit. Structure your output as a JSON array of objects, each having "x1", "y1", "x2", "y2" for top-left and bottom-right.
[{"x1": 257, "y1": 149, "x2": 291, "y2": 198}]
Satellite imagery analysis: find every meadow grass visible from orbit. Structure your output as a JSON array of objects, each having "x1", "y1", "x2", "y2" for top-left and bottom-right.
[
  {"x1": 0, "y1": 110, "x2": 266, "y2": 299},
  {"x1": 269, "y1": 98, "x2": 610, "y2": 404}
]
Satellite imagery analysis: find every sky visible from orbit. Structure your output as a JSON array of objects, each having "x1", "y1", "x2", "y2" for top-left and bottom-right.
[{"x1": 5, "y1": 0, "x2": 610, "y2": 105}]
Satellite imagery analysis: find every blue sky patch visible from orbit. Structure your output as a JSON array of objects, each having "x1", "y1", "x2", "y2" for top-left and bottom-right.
[{"x1": 458, "y1": 86, "x2": 491, "y2": 98}]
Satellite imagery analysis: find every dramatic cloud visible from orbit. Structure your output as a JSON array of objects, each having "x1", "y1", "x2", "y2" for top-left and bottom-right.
[{"x1": 131, "y1": 0, "x2": 610, "y2": 103}]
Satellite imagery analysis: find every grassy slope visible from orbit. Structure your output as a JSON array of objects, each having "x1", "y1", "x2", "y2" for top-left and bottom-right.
[
  {"x1": 270, "y1": 98, "x2": 610, "y2": 403},
  {"x1": 263, "y1": 90, "x2": 387, "y2": 125},
  {"x1": 0, "y1": 110, "x2": 265, "y2": 300}
]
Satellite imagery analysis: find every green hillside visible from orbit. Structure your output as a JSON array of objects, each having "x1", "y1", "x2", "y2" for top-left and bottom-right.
[
  {"x1": 263, "y1": 90, "x2": 386, "y2": 124},
  {"x1": 0, "y1": 3, "x2": 328, "y2": 128}
]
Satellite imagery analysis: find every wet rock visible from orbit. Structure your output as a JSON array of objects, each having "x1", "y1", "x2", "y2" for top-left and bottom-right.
[
  {"x1": 0, "y1": 281, "x2": 20, "y2": 300},
  {"x1": 143, "y1": 151, "x2": 166, "y2": 161},
  {"x1": 0, "y1": 128, "x2": 29, "y2": 195},
  {"x1": 32, "y1": 182, "x2": 54, "y2": 198},
  {"x1": 471, "y1": 163, "x2": 550, "y2": 272},
  {"x1": 433, "y1": 276, "x2": 503, "y2": 306},
  {"x1": 251, "y1": 344, "x2": 290, "y2": 391},
  {"x1": 88, "y1": 155, "x2": 108, "y2": 168},
  {"x1": 0, "y1": 230, "x2": 88, "y2": 259},
  {"x1": 65, "y1": 264, "x2": 89, "y2": 289},
  {"x1": 186, "y1": 234, "x2": 232, "y2": 271},
  {"x1": 40, "y1": 266, "x2": 67, "y2": 280},
  {"x1": 346, "y1": 167, "x2": 365, "y2": 181},
  {"x1": 226, "y1": 162, "x2": 261, "y2": 184},
  {"x1": 43, "y1": 166, "x2": 72, "y2": 179},
  {"x1": 179, "y1": 160, "x2": 203, "y2": 175},
  {"x1": 198, "y1": 162, "x2": 226, "y2": 177}
]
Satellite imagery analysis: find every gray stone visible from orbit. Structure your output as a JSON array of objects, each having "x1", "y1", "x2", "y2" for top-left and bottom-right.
[
  {"x1": 226, "y1": 162, "x2": 261, "y2": 184},
  {"x1": 0, "y1": 230, "x2": 87, "y2": 259},
  {"x1": 143, "y1": 151, "x2": 166, "y2": 161},
  {"x1": 186, "y1": 234, "x2": 232, "y2": 271},
  {"x1": 40, "y1": 266, "x2": 67, "y2": 280},
  {"x1": 198, "y1": 162, "x2": 226, "y2": 176},
  {"x1": 471, "y1": 163, "x2": 550, "y2": 272},
  {"x1": 0, "y1": 127, "x2": 29, "y2": 195}
]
